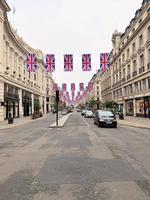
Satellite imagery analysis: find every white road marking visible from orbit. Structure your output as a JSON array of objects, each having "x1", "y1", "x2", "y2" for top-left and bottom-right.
[{"x1": 81, "y1": 116, "x2": 90, "y2": 127}]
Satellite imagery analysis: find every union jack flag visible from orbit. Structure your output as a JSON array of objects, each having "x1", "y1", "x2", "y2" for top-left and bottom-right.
[
  {"x1": 45, "y1": 54, "x2": 55, "y2": 72},
  {"x1": 71, "y1": 83, "x2": 75, "y2": 91},
  {"x1": 26, "y1": 53, "x2": 38, "y2": 72},
  {"x1": 100, "y1": 53, "x2": 110, "y2": 72},
  {"x1": 53, "y1": 83, "x2": 58, "y2": 92},
  {"x1": 82, "y1": 54, "x2": 91, "y2": 71},
  {"x1": 79, "y1": 83, "x2": 84, "y2": 91},
  {"x1": 64, "y1": 54, "x2": 73, "y2": 71},
  {"x1": 62, "y1": 84, "x2": 67, "y2": 92},
  {"x1": 88, "y1": 82, "x2": 93, "y2": 91}
]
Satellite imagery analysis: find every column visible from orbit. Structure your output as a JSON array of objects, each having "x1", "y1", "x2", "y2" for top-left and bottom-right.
[
  {"x1": 133, "y1": 98, "x2": 136, "y2": 117},
  {"x1": 19, "y1": 89, "x2": 23, "y2": 117},
  {"x1": 0, "y1": 81, "x2": 4, "y2": 121},
  {"x1": 31, "y1": 94, "x2": 34, "y2": 114},
  {"x1": 44, "y1": 96, "x2": 46, "y2": 114}
]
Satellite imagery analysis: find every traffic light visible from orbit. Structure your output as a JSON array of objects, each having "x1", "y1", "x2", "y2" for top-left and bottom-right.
[{"x1": 56, "y1": 90, "x2": 59, "y2": 102}]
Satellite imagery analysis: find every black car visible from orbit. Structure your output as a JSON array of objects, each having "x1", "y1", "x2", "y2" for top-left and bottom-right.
[{"x1": 94, "y1": 110, "x2": 117, "y2": 128}]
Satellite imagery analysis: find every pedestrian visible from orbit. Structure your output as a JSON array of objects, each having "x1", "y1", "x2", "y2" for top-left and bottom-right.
[{"x1": 148, "y1": 107, "x2": 150, "y2": 119}]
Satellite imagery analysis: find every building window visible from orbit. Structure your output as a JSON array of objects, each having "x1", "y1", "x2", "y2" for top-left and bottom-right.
[
  {"x1": 132, "y1": 42, "x2": 136, "y2": 54},
  {"x1": 140, "y1": 54, "x2": 144, "y2": 67},
  {"x1": 148, "y1": 78, "x2": 150, "y2": 89},
  {"x1": 97, "y1": 86, "x2": 99, "y2": 90},
  {"x1": 127, "y1": 65, "x2": 131, "y2": 75},
  {"x1": 139, "y1": 35, "x2": 143, "y2": 48},
  {"x1": 133, "y1": 60, "x2": 137, "y2": 72},
  {"x1": 139, "y1": 81, "x2": 142, "y2": 91},
  {"x1": 143, "y1": 79, "x2": 146, "y2": 90},
  {"x1": 122, "y1": 54, "x2": 125, "y2": 62},
  {"x1": 129, "y1": 84, "x2": 133, "y2": 94},
  {"x1": 135, "y1": 82, "x2": 138, "y2": 93},
  {"x1": 119, "y1": 72, "x2": 122, "y2": 80},
  {"x1": 123, "y1": 68, "x2": 125, "y2": 78},
  {"x1": 34, "y1": 74, "x2": 36, "y2": 81},
  {"x1": 127, "y1": 48, "x2": 130, "y2": 58},
  {"x1": 119, "y1": 59, "x2": 121, "y2": 67},
  {"x1": 148, "y1": 26, "x2": 150, "y2": 38},
  {"x1": 116, "y1": 75, "x2": 118, "y2": 83}
]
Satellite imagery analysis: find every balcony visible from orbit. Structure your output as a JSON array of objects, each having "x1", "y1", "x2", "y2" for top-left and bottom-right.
[
  {"x1": 122, "y1": 77, "x2": 126, "y2": 83},
  {"x1": 139, "y1": 66, "x2": 145, "y2": 74},
  {"x1": 127, "y1": 74, "x2": 131, "y2": 80},
  {"x1": 147, "y1": 63, "x2": 150, "y2": 70},
  {"x1": 132, "y1": 71, "x2": 137, "y2": 77}
]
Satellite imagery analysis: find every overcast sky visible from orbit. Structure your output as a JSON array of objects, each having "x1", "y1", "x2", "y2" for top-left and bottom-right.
[{"x1": 7, "y1": 0, "x2": 142, "y2": 93}]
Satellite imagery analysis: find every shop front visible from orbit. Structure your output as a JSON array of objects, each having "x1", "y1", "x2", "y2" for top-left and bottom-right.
[
  {"x1": 22, "y1": 90, "x2": 32, "y2": 117},
  {"x1": 136, "y1": 96, "x2": 150, "y2": 117},
  {"x1": 4, "y1": 83, "x2": 19, "y2": 119},
  {"x1": 126, "y1": 100, "x2": 134, "y2": 116}
]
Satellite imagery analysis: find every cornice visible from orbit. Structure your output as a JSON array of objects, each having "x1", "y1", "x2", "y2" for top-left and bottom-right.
[
  {"x1": 1, "y1": 0, "x2": 10, "y2": 12},
  {"x1": 111, "y1": 4, "x2": 150, "y2": 61},
  {"x1": 4, "y1": 15, "x2": 44, "y2": 62}
]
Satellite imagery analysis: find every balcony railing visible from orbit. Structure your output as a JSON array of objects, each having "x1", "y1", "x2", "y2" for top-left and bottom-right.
[
  {"x1": 127, "y1": 74, "x2": 131, "y2": 80},
  {"x1": 132, "y1": 71, "x2": 137, "y2": 77},
  {"x1": 139, "y1": 66, "x2": 145, "y2": 74},
  {"x1": 122, "y1": 77, "x2": 126, "y2": 83}
]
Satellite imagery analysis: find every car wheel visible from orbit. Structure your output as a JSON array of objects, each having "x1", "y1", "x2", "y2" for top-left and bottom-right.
[
  {"x1": 98, "y1": 122, "x2": 101, "y2": 127},
  {"x1": 114, "y1": 125, "x2": 117, "y2": 128}
]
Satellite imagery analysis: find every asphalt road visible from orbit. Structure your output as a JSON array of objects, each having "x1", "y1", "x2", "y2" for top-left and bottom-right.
[{"x1": 0, "y1": 112, "x2": 150, "y2": 200}]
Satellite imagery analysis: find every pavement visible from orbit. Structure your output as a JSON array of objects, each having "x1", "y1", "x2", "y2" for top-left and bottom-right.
[
  {"x1": 117, "y1": 116, "x2": 150, "y2": 129},
  {"x1": 0, "y1": 112, "x2": 150, "y2": 199},
  {"x1": 0, "y1": 113, "x2": 61, "y2": 130},
  {"x1": 49, "y1": 113, "x2": 72, "y2": 128}
]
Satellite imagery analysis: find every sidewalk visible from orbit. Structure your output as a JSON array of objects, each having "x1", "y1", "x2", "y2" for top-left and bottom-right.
[
  {"x1": 49, "y1": 113, "x2": 72, "y2": 128},
  {"x1": 117, "y1": 116, "x2": 150, "y2": 129},
  {"x1": 0, "y1": 114, "x2": 49, "y2": 130}
]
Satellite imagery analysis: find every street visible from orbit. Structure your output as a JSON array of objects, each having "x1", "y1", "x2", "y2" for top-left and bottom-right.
[{"x1": 0, "y1": 112, "x2": 150, "y2": 199}]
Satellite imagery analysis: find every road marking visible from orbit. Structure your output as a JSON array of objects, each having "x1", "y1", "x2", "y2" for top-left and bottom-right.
[
  {"x1": 81, "y1": 116, "x2": 90, "y2": 127},
  {"x1": 0, "y1": 132, "x2": 7, "y2": 136}
]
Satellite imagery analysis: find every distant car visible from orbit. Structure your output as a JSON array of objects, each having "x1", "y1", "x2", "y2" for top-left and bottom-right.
[
  {"x1": 77, "y1": 108, "x2": 81, "y2": 112},
  {"x1": 84, "y1": 110, "x2": 93, "y2": 118},
  {"x1": 94, "y1": 110, "x2": 117, "y2": 128},
  {"x1": 61, "y1": 110, "x2": 68, "y2": 115},
  {"x1": 81, "y1": 110, "x2": 87, "y2": 116}
]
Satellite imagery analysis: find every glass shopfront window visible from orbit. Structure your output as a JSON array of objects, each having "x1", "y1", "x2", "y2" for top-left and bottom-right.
[
  {"x1": 136, "y1": 99, "x2": 144, "y2": 116},
  {"x1": 126, "y1": 100, "x2": 134, "y2": 116}
]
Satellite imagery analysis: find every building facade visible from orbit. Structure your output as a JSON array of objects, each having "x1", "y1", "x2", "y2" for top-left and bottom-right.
[
  {"x1": 0, "y1": 0, "x2": 54, "y2": 121},
  {"x1": 102, "y1": 0, "x2": 150, "y2": 117}
]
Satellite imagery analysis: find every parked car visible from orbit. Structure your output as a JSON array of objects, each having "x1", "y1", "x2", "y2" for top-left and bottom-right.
[
  {"x1": 84, "y1": 110, "x2": 93, "y2": 118},
  {"x1": 81, "y1": 109, "x2": 87, "y2": 116},
  {"x1": 94, "y1": 110, "x2": 117, "y2": 128},
  {"x1": 77, "y1": 108, "x2": 81, "y2": 112}
]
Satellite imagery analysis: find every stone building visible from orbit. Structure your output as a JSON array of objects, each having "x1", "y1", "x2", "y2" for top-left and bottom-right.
[
  {"x1": 102, "y1": 0, "x2": 150, "y2": 117},
  {"x1": 0, "y1": 0, "x2": 54, "y2": 121}
]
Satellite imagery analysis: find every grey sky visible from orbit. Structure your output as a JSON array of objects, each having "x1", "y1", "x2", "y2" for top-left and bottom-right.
[{"x1": 7, "y1": 0, "x2": 142, "y2": 93}]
